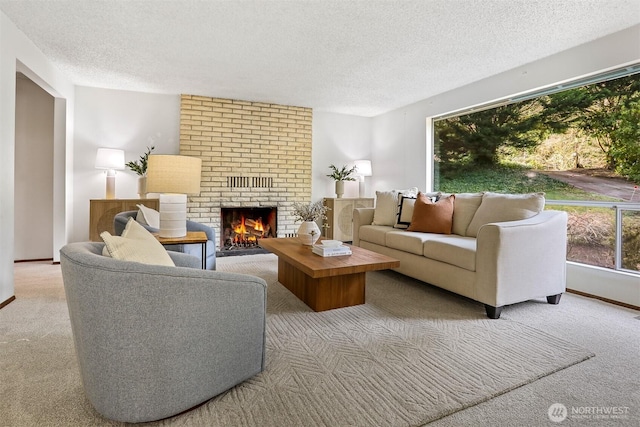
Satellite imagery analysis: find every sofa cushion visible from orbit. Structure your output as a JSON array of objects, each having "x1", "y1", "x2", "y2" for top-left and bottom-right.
[
  {"x1": 358, "y1": 225, "x2": 393, "y2": 246},
  {"x1": 423, "y1": 235, "x2": 477, "y2": 271},
  {"x1": 451, "y1": 192, "x2": 484, "y2": 236},
  {"x1": 466, "y1": 192, "x2": 545, "y2": 237},
  {"x1": 101, "y1": 217, "x2": 175, "y2": 266},
  {"x1": 407, "y1": 193, "x2": 455, "y2": 234},
  {"x1": 386, "y1": 230, "x2": 437, "y2": 256},
  {"x1": 372, "y1": 187, "x2": 418, "y2": 226}
]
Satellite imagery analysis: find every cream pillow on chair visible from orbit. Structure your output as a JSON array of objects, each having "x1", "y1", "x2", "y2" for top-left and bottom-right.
[
  {"x1": 136, "y1": 204, "x2": 160, "y2": 229},
  {"x1": 101, "y1": 217, "x2": 174, "y2": 266}
]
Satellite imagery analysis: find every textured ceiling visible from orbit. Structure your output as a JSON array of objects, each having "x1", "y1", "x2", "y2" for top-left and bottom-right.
[{"x1": 1, "y1": 0, "x2": 639, "y2": 116}]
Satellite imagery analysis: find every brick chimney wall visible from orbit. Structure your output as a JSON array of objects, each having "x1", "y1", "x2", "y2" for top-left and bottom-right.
[{"x1": 179, "y1": 94, "x2": 312, "y2": 249}]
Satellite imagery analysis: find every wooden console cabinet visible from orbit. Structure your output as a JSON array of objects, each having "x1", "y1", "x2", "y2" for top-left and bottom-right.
[
  {"x1": 323, "y1": 197, "x2": 374, "y2": 242},
  {"x1": 89, "y1": 199, "x2": 159, "y2": 241}
]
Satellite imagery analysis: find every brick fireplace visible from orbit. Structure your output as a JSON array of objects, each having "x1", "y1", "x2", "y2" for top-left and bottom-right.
[{"x1": 179, "y1": 95, "x2": 312, "y2": 251}]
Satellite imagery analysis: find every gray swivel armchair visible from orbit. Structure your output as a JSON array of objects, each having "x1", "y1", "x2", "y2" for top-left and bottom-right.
[
  {"x1": 60, "y1": 242, "x2": 266, "y2": 423},
  {"x1": 114, "y1": 210, "x2": 217, "y2": 270}
]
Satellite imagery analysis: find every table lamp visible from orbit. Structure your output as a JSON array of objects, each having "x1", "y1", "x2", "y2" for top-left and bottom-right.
[
  {"x1": 146, "y1": 154, "x2": 202, "y2": 238},
  {"x1": 354, "y1": 159, "x2": 372, "y2": 198},
  {"x1": 95, "y1": 148, "x2": 125, "y2": 199}
]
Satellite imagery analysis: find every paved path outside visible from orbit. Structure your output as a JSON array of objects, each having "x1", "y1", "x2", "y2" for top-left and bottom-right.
[{"x1": 539, "y1": 168, "x2": 639, "y2": 202}]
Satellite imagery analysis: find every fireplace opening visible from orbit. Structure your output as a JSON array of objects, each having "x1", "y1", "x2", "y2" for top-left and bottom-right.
[{"x1": 220, "y1": 207, "x2": 277, "y2": 252}]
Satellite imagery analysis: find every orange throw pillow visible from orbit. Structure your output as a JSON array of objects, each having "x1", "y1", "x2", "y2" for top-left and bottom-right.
[{"x1": 407, "y1": 193, "x2": 455, "y2": 234}]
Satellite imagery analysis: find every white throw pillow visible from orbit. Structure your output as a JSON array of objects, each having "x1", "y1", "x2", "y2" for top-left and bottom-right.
[
  {"x1": 372, "y1": 187, "x2": 418, "y2": 226},
  {"x1": 465, "y1": 192, "x2": 545, "y2": 237},
  {"x1": 101, "y1": 217, "x2": 174, "y2": 266},
  {"x1": 136, "y1": 204, "x2": 160, "y2": 229}
]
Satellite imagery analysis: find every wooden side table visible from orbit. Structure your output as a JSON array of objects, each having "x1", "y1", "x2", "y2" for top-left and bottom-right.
[
  {"x1": 154, "y1": 231, "x2": 208, "y2": 269},
  {"x1": 323, "y1": 198, "x2": 374, "y2": 241},
  {"x1": 90, "y1": 199, "x2": 159, "y2": 241}
]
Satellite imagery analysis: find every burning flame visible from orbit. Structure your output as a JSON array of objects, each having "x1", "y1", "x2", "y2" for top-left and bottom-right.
[
  {"x1": 231, "y1": 216, "x2": 264, "y2": 245},
  {"x1": 233, "y1": 216, "x2": 247, "y2": 236}
]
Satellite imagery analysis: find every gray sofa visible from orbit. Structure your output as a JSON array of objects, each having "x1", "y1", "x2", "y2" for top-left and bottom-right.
[
  {"x1": 353, "y1": 192, "x2": 568, "y2": 319},
  {"x1": 60, "y1": 242, "x2": 267, "y2": 423},
  {"x1": 114, "y1": 210, "x2": 217, "y2": 270}
]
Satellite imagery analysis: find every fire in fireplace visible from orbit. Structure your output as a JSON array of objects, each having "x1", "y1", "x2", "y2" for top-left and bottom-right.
[{"x1": 221, "y1": 207, "x2": 277, "y2": 251}]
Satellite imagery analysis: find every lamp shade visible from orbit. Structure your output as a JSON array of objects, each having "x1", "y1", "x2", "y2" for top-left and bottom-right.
[
  {"x1": 146, "y1": 155, "x2": 202, "y2": 195},
  {"x1": 95, "y1": 148, "x2": 125, "y2": 170},
  {"x1": 354, "y1": 159, "x2": 372, "y2": 176}
]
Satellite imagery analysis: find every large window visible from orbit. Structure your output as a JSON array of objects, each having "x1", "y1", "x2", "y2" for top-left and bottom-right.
[{"x1": 432, "y1": 66, "x2": 640, "y2": 274}]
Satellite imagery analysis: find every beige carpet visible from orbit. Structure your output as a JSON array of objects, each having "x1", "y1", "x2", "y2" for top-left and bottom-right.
[{"x1": 1, "y1": 254, "x2": 594, "y2": 426}]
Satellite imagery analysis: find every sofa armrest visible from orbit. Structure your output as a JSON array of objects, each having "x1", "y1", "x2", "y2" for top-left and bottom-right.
[
  {"x1": 475, "y1": 210, "x2": 568, "y2": 307},
  {"x1": 353, "y1": 208, "x2": 375, "y2": 246}
]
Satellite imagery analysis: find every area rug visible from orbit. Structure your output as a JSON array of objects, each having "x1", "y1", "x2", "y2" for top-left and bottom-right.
[
  {"x1": 1, "y1": 255, "x2": 594, "y2": 426},
  {"x1": 156, "y1": 254, "x2": 594, "y2": 426}
]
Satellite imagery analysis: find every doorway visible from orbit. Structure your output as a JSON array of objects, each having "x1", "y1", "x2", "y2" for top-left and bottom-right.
[{"x1": 14, "y1": 72, "x2": 55, "y2": 261}]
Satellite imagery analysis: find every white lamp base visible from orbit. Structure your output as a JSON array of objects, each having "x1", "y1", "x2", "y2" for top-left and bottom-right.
[
  {"x1": 159, "y1": 193, "x2": 187, "y2": 238},
  {"x1": 105, "y1": 170, "x2": 116, "y2": 199},
  {"x1": 358, "y1": 177, "x2": 366, "y2": 198}
]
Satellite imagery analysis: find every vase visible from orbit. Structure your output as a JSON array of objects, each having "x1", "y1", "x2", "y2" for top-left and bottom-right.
[
  {"x1": 297, "y1": 221, "x2": 321, "y2": 246},
  {"x1": 335, "y1": 180, "x2": 344, "y2": 198},
  {"x1": 137, "y1": 176, "x2": 147, "y2": 198}
]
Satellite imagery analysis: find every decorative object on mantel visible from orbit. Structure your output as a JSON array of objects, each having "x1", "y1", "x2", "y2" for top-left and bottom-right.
[
  {"x1": 126, "y1": 146, "x2": 155, "y2": 198},
  {"x1": 292, "y1": 200, "x2": 330, "y2": 245},
  {"x1": 327, "y1": 164, "x2": 357, "y2": 198},
  {"x1": 353, "y1": 159, "x2": 372, "y2": 198},
  {"x1": 95, "y1": 148, "x2": 125, "y2": 199}
]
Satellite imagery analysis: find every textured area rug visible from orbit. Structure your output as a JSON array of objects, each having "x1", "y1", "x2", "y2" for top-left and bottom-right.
[
  {"x1": 1, "y1": 255, "x2": 594, "y2": 426},
  {"x1": 156, "y1": 254, "x2": 594, "y2": 426}
]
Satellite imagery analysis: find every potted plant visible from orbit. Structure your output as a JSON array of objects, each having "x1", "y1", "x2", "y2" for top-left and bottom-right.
[
  {"x1": 327, "y1": 164, "x2": 357, "y2": 198},
  {"x1": 292, "y1": 200, "x2": 330, "y2": 245},
  {"x1": 126, "y1": 146, "x2": 154, "y2": 198}
]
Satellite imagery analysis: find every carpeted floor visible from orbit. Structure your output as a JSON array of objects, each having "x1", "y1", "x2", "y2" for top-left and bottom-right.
[{"x1": 1, "y1": 255, "x2": 638, "y2": 426}]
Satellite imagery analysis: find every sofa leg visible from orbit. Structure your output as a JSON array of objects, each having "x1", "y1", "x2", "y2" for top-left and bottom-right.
[
  {"x1": 485, "y1": 305, "x2": 503, "y2": 319},
  {"x1": 546, "y1": 293, "x2": 562, "y2": 305}
]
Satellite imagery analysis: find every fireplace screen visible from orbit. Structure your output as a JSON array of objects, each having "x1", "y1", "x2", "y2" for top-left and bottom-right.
[{"x1": 221, "y1": 207, "x2": 277, "y2": 250}]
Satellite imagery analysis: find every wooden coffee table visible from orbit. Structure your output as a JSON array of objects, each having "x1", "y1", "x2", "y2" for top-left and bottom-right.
[{"x1": 259, "y1": 238, "x2": 400, "y2": 311}]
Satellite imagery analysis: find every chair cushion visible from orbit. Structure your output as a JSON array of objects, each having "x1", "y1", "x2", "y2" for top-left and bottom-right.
[
  {"x1": 101, "y1": 218, "x2": 174, "y2": 266},
  {"x1": 136, "y1": 204, "x2": 160, "y2": 228},
  {"x1": 407, "y1": 193, "x2": 455, "y2": 234},
  {"x1": 466, "y1": 192, "x2": 545, "y2": 237}
]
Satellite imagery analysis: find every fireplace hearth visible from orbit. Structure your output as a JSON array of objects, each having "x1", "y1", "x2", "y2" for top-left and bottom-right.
[{"x1": 220, "y1": 207, "x2": 277, "y2": 252}]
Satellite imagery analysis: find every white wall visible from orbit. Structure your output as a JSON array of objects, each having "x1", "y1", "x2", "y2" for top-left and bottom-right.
[
  {"x1": 312, "y1": 111, "x2": 372, "y2": 201},
  {"x1": 73, "y1": 87, "x2": 180, "y2": 242},
  {"x1": 14, "y1": 74, "x2": 54, "y2": 260},
  {"x1": 0, "y1": 11, "x2": 74, "y2": 306},
  {"x1": 71, "y1": 96, "x2": 371, "y2": 241}
]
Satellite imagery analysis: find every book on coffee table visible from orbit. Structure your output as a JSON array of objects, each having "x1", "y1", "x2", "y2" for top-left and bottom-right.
[{"x1": 312, "y1": 244, "x2": 352, "y2": 257}]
